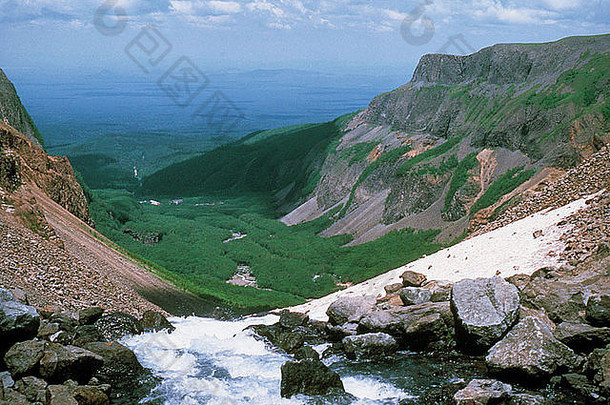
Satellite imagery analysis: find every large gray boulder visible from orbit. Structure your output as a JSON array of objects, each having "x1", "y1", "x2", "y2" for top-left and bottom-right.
[
  {"x1": 14, "y1": 376, "x2": 47, "y2": 403},
  {"x1": 585, "y1": 348, "x2": 610, "y2": 396},
  {"x1": 39, "y1": 343, "x2": 104, "y2": 384},
  {"x1": 280, "y1": 359, "x2": 344, "y2": 398},
  {"x1": 453, "y1": 379, "x2": 512, "y2": 405},
  {"x1": 342, "y1": 333, "x2": 398, "y2": 359},
  {"x1": 84, "y1": 341, "x2": 145, "y2": 384},
  {"x1": 0, "y1": 289, "x2": 40, "y2": 349},
  {"x1": 140, "y1": 310, "x2": 175, "y2": 333},
  {"x1": 486, "y1": 316, "x2": 582, "y2": 380},
  {"x1": 451, "y1": 276, "x2": 520, "y2": 352},
  {"x1": 94, "y1": 312, "x2": 143, "y2": 341},
  {"x1": 326, "y1": 296, "x2": 376, "y2": 325},
  {"x1": 358, "y1": 302, "x2": 454, "y2": 350},
  {"x1": 3, "y1": 339, "x2": 46, "y2": 377}
]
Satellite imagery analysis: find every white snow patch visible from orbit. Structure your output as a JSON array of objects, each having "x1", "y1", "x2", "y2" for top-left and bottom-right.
[{"x1": 287, "y1": 194, "x2": 593, "y2": 321}]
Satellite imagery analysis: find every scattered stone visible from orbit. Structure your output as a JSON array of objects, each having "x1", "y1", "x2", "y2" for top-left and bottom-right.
[
  {"x1": 326, "y1": 296, "x2": 376, "y2": 326},
  {"x1": 401, "y1": 271, "x2": 427, "y2": 287},
  {"x1": 280, "y1": 359, "x2": 344, "y2": 398},
  {"x1": 342, "y1": 333, "x2": 398, "y2": 359},
  {"x1": 486, "y1": 317, "x2": 582, "y2": 381},
  {"x1": 399, "y1": 287, "x2": 432, "y2": 306},
  {"x1": 453, "y1": 379, "x2": 512, "y2": 405},
  {"x1": 94, "y1": 312, "x2": 143, "y2": 341},
  {"x1": 586, "y1": 294, "x2": 610, "y2": 327},
  {"x1": 451, "y1": 276, "x2": 520, "y2": 352},
  {"x1": 3, "y1": 339, "x2": 46, "y2": 377},
  {"x1": 140, "y1": 311, "x2": 175, "y2": 333}
]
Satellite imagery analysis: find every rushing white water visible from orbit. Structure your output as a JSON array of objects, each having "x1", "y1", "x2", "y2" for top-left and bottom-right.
[{"x1": 123, "y1": 315, "x2": 414, "y2": 405}]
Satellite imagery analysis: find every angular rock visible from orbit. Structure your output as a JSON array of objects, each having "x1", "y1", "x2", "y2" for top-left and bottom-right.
[
  {"x1": 49, "y1": 311, "x2": 79, "y2": 333},
  {"x1": 3, "y1": 339, "x2": 46, "y2": 377},
  {"x1": 83, "y1": 342, "x2": 144, "y2": 383},
  {"x1": 453, "y1": 379, "x2": 512, "y2": 405},
  {"x1": 326, "y1": 296, "x2": 376, "y2": 325},
  {"x1": 451, "y1": 276, "x2": 520, "y2": 352},
  {"x1": 294, "y1": 346, "x2": 320, "y2": 361},
  {"x1": 72, "y1": 325, "x2": 103, "y2": 348},
  {"x1": 556, "y1": 373, "x2": 599, "y2": 399},
  {"x1": 384, "y1": 283, "x2": 403, "y2": 295},
  {"x1": 140, "y1": 311, "x2": 175, "y2": 333},
  {"x1": 399, "y1": 287, "x2": 432, "y2": 306},
  {"x1": 38, "y1": 321, "x2": 61, "y2": 339},
  {"x1": 401, "y1": 271, "x2": 427, "y2": 287},
  {"x1": 486, "y1": 317, "x2": 582, "y2": 381},
  {"x1": 586, "y1": 294, "x2": 610, "y2": 327},
  {"x1": 94, "y1": 312, "x2": 143, "y2": 341},
  {"x1": 14, "y1": 376, "x2": 47, "y2": 403},
  {"x1": 275, "y1": 330, "x2": 305, "y2": 353},
  {"x1": 46, "y1": 385, "x2": 78, "y2": 405},
  {"x1": 520, "y1": 273, "x2": 587, "y2": 323},
  {"x1": 78, "y1": 307, "x2": 104, "y2": 326},
  {"x1": 358, "y1": 302, "x2": 454, "y2": 350},
  {"x1": 585, "y1": 348, "x2": 610, "y2": 396},
  {"x1": 342, "y1": 333, "x2": 398, "y2": 359},
  {"x1": 554, "y1": 322, "x2": 610, "y2": 352},
  {"x1": 39, "y1": 343, "x2": 104, "y2": 384},
  {"x1": 0, "y1": 388, "x2": 29, "y2": 405},
  {"x1": 280, "y1": 359, "x2": 344, "y2": 398},
  {"x1": 72, "y1": 385, "x2": 110, "y2": 405},
  {"x1": 278, "y1": 311, "x2": 309, "y2": 330},
  {"x1": 326, "y1": 323, "x2": 358, "y2": 342},
  {"x1": 422, "y1": 280, "x2": 453, "y2": 302},
  {"x1": 0, "y1": 289, "x2": 40, "y2": 349}
]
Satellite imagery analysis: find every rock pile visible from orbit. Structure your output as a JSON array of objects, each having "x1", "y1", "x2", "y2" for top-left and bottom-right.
[
  {"x1": 0, "y1": 288, "x2": 174, "y2": 405},
  {"x1": 259, "y1": 250, "x2": 610, "y2": 403}
]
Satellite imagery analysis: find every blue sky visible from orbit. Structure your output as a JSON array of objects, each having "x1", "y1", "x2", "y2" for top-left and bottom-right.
[{"x1": 1, "y1": 0, "x2": 609, "y2": 77}]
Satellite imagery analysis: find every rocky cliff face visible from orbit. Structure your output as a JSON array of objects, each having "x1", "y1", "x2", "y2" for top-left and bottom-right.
[
  {"x1": 283, "y1": 34, "x2": 609, "y2": 244},
  {"x1": 0, "y1": 122, "x2": 91, "y2": 225},
  {"x1": 0, "y1": 68, "x2": 44, "y2": 148}
]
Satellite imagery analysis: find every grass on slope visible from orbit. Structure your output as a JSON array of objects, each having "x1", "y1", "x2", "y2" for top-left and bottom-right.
[
  {"x1": 90, "y1": 190, "x2": 442, "y2": 312},
  {"x1": 470, "y1": 166, "x2": 536, "y2": 215}
]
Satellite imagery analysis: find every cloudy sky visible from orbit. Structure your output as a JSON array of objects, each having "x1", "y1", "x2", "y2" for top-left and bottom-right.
[{"x1": 1, "y1": 0, "x2": 608, "y2": 77}]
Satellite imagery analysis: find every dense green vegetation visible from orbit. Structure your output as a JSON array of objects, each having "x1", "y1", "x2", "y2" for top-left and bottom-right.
[
  {"x1": 90, "y1": 191, "x2": 442, "y2": 311},
  {"x1": 339, "y1": 142, "x2": 413, "y2": 217},
  {"x1": 341, "y1": 141, "x2": 378, "y2": 164},
  {"x1": 141, "y1": 114, "x2": 355, "y2": 212},
  {"x1": 470, "y1": 166, "x2": 536, "y2": 214}
]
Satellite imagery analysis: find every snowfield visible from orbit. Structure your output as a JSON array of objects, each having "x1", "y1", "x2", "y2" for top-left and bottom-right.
[{"x1": 287, "y1": 194, "x2": 596, "y2": 321}]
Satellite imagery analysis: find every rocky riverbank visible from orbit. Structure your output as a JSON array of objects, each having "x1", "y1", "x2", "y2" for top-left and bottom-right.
[
  {"x1": 249, "y1": 247, "x2": 610, "y2": 404},
  {"x1": 0, "y1": 288, "x2": 174, "y2": 405}
]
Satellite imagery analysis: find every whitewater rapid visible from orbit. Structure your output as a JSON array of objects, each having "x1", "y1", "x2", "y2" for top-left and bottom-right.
[{"x1": 123, "y1": 315, "x2": 414, "y2": 405}]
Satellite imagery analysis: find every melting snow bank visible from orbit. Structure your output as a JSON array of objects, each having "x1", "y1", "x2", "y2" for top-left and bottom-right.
[
  {"x1": 122, "y1": 315, "x2": 414, "y2": 405},
  {"x1": 288, "y1": 194, "x2": 595, "y2": 321}
]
